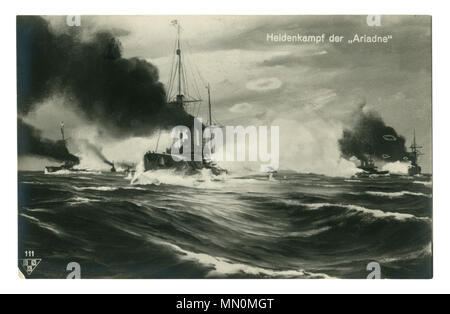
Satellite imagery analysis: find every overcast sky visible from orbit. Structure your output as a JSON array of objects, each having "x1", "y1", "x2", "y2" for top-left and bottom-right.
[{"x1": 22, "y1": 15, "x2": 431, "y2": 174}]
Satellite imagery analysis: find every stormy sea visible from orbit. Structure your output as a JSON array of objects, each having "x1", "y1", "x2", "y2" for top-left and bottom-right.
[{"x1": 18, "y1": 169, "x2": 432, "y2": 279}]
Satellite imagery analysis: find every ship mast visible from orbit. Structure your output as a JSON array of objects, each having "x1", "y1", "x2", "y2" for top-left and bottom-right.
[
  {"x1": 207, "y1": 83, "x2": 212, "y2": 126},
  {"x1": 168, "y1": 20, "x2": 201, "y2": 107},
  {"x1": 176, "y1": 23, "x2": 182, "y2": 102},
  {"x1": 410, "y1": 129, "x2": 423, "y2": 165},
  {"x1": 60, "y1": 121, "x2": 65, "y2": 142}
]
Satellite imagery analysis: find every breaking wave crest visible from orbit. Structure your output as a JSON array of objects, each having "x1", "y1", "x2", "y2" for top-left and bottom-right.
[
  {"x1": 151, "y1": 239, "x2": 335, "y2": 279},
  {"x1": 365, "y1": 191, "x2": 431, "y2": 198},
  {"x1": 304, "y1": 203, "x2": 429, "y2": 221},
  {"x1": 414, "y1": 181, "x2": 432, "y2": 187},
  {"x1": 73, "y1": 186, "x2": 146, "y2": 192},
  {"x1": 45, "y1": 169, "x2": 102, "y2": 175}
]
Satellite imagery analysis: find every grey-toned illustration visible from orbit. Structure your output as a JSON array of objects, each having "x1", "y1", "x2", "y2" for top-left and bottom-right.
[{"x1": 17, "y1": 15, "x2": 432, "y2": 279}]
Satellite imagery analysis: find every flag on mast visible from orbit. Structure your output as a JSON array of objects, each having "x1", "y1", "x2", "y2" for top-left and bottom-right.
[{"x1": 60, "y1": 121, "x2": 65, "y2": 141}]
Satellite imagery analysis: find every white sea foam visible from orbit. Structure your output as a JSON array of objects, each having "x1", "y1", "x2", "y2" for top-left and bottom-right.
[
  {"x1": 19, "y1": 213, "x2": 63, "y2": 236},
  {"x1": 365, "y1": 191, "x2": 431, "y2": 198},
  {"x1": 130, "y1": 169, "x2": 283, "y2": 195},
  {"x1": 73, "y1": 185, "x2": 146, "y2": 192},
  {"x1": 45, "y1": 169, "x2": 72, "y2": 175},
  {"x1": 151, "y1": 239, "x2": 335, "y2": 279},
  {"x1": 288, "y1": 226, "x2": 331, "y2": 238},
  {"x1": 68, "y1": 196, "x2": 96, "y2": 205},
  {"x1": 74, "y1": 186, "x2": 118, "y2": 191},
  {"x1": 380, "y1": 243, "x2": 432, "y2": 263},
  {"x1": 77, "y1": 176, "x2": 94, "y2": 180},
  {"x1": 305, "y1": 203, "x2": 429, "y2": 222},
  {"x1": 19, "y1": 213, "x2": 39, "y2": 222},
  {"x1": 21, "y1": 181, "x2": 45, "y2": 185},
  {"x1": 23, "y1": 207, "x2": 51, "y2": 213},
  {"x1": 381, "y1": 161, "x2": 409, "y2": 175},
  {"x1": 279, "y1": 199, "x2": 307, "y2": 206},
  {"x1": 131, "y1": 168, "x2": 229, "y2": 189},
  {"x1": 414, "y1": 181, "x2": 432, "y2": 187},
  {"x1": 121, "y1": 186, "x2": 146, "y2": 191},
  {"x1": 45, "y1": 169, "x2": 102, "y2": 175}
]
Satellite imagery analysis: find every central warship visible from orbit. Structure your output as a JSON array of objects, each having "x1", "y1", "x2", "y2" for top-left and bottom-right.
[{"x1": 143, "y1": 21, "x2": 227, "y2": 176}]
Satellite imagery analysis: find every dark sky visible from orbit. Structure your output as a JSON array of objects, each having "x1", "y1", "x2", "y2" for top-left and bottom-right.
[{"x1": 21, "y1": 16, "x2": 432, "y2": 174}]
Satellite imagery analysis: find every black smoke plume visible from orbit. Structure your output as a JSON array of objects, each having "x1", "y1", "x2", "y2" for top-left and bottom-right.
[
  {"x1": 79, "y1": 140, "x2": 114, "y2": 167},
  {"x1": 17, "y1": 16, "x2": 195, "y2": 138},
  {"x1": 18, "y1": 119, "x2": 80, "y2": 164},
  {"x1": 339, "y1": 105, "x2": 408, "y2": 162}
]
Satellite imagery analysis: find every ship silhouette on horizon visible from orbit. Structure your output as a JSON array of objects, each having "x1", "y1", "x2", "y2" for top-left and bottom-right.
[
  {"x1": 44, "y1": 122, "x2": 80, "y2": 173},
  {"x1": 408, "y1": 130, "x2": 423, "y2": 176}
]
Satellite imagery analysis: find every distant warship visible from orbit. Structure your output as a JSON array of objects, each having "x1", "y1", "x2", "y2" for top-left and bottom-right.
[
  {"x1": 356, "y1": 155, "x2": 389, "y2": 177},
  {"x1": 45, "y1": 122, "x2": 80, "y2": 173},
  {"x1": 143, "y1": 21, "x2": 227, "y2": 176},
  {"x1": 408, "y1": 130, "x2": 423, "y2": 176}
]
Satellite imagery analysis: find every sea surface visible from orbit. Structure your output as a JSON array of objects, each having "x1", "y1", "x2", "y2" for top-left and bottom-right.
[{"x1": 18, "y1": 169, "x2": 433, "y2": 279}]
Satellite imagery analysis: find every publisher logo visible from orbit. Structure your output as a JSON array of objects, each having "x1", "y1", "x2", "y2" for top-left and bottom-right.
[{"x1": 19, "y1": 258, "x2": 42, "y2": 276}]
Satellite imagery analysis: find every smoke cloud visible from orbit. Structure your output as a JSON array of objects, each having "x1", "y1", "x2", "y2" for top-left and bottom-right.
[
  {"x1": 338, "y1": 104, "x2": 408, "y2": 163},
  {"x1": 17, "y1": 119, "x2": 80, "y2": 164},
  {"x1": 79, "y1": 140, "x2": 114, "y2": 167},
  {"x1": 17, "y1": 16, "x2": 195, "y2": 139}
]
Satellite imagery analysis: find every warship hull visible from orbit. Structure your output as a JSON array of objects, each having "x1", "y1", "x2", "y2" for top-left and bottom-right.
[
  {"x1": 143, "y1": 152, "x2": 227, "y2": 176},
  {"x1": 408, "y1": 165, "x2": 422, "y2": 176},
  {"x1": 355, "y1": 159, "x2": 389, "y2": 178},
  {"x1": 45, "y1": 165, "x2": 84, "y2": 174}
]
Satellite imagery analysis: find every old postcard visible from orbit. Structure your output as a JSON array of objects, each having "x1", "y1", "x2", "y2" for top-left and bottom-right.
[{"x1": 17, "y1": 15, "x2": 432, "y2": 279}]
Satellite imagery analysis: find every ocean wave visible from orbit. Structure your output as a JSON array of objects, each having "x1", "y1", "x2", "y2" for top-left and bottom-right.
[
  {"x1": 414, "y1": 181, "x2": 432, "y2": 187},
  {"x1": 131, "y1": 169, "x2": 218, "y2": 187},
  {"x1": 304, "y1": 203, "x2": 429, "y2": 222},
  {"x1": 72, "y1": 185, "x2": 148, "y2": 193},
  {"x1": 152, "y1": 240, "x2": 335, "y2": 279},
  {"x1": 20, "y1": 181, "x2": 45, "y2": 185},
  {"x1": 129, "y1": 169, "x2": 257, "y2": 190},
  {"x1": 379, "y1": 243, "x2": 432, "y2": 263},
  {"x1": 45, "y1": 169, "x2": 102, "y2": 175},
  {"x1": 77, "y1": 176, "x2": 94, "y2": 180},
  {"x1": 288, "y1": 226, "x2": 332, "y2": 238},
  {"x1": 68, "y1": 196, "x2": 97, "y2": 205},
  {"x1": 121, "y1": 186, "x2": 147, "y2": 191},
  {"x1": 365, "y1": 191, "x2": 431, "y2": 198},
  {"x1": 74, "y1": 186, "x2": 119, "y2": 191},
  {"x1": 23, "y1": 207, "x2": 52, "y2": 213},
  {"x1": 19, "y1": 213, "x2": 63, "y2": 236}
]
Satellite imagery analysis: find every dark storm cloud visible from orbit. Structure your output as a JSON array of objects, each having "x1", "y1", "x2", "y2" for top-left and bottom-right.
[
  {"x1": 17, "y1": 119, "x2": 80, "y2": 164},
  {"x1": 338, "y1": 104, "x2": 408, "y2": 162},
  {"x1": 79, "y1": 139, "x2": 113, "y2": 166},
  {"x1": 17, "y1": 16, "x2": 195, "y2": 139}
]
